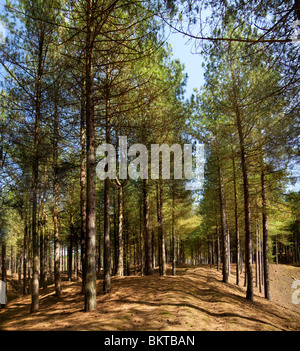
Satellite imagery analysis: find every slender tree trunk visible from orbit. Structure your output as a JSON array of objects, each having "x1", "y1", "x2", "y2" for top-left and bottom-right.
[
  {"x1": 230, "y1": 52, "x2": 253, "y2": 301},
  {"x1": 40, "y1": 196, "x2": 47, "y2": 290},
  {"x1": 143, "y1": 179, "x2": 153, "y2": 275},
  {"x1": 160, "y1": 183, "x2": 166, "y2": 276},
  {"x1": 236, "y1": 116, "x2": 253, "y2": 301},
  {"x1": 97, "y1": 214, "x2": 101, "y2": 278},
  {"x1": 217, "y1": 156, "x2": 230, "y2": 283},
  {"x1": 153, "y1": 230, "x2": 156, "y2": 269},
  {"x1": 215, "y1": 210, "x2": 221, "y2": 272},
  {"x1": 27, "y1": 223, "x2": 32, "y2": 294},
  {"x1": 23, "y1": 218, "x2": 28, "y2": 295},
  {"x1": 113, "y1": 192, "x2": 117, "y2": 275},
  {"x1": 80, "y1": 81, "x2": 87, "y2": 294},
  {"x1": 31, "y1": 164, "x2": 40, "y2": 314},
  {"x1": 53, "y1": 86, "x2": 61, "y2": 298},
  {"x1": 261, "y1": 163, "x2": 271, "y2": 300},
  {"x1": 17, "y1": 251, "x2": 22, "y2": 292},
  {"x1": 171, "y1": 184, "x2": 176, "y2": 276},
  {"x1": 103, "y1": 61, "x2": 111, "y2": 294},
  {"x1": 125, "y1": 218, "x2": 130, "y2": 276},
  {"x1": 48, "y1": 234, "x2": 52, "y2": 284},
  {"x1": 134, "y1": 238, "x2": 137, "y2": 275},
  {"x1": 116, "y1": 183, "x2": 124, "y2": 277},
  {"x1": 123, "y1": 217, "x2": 127, "y2": 276},
  {"x1": 258, "y1": 224, "x2": 262, "y2": 293},
  {"x1": 10, "y1": 246, "x2": 13, "y2": 275},
  {"x1": 68, "y1": 214, "x2": 74, "y2": 282},
  {"x1": 157, "y1": 182, "x2": 166, "y2": 276},
  {"x1": 39, "y1": 203, "x2": 44, "y2": 289},
  {"x1": 74, "y1": 232, "x2": 78, "y2": 281},
  {"x1": 139, "y1": 193, "x2": 144, "y2": 275},
  {"x1": 43, "y1": 231, "x2": 48, "y2": 289},
  {"x1": 85, "y1": 0, "x2": 97, "y2": 310},
  {"x1": 31, "y1": 28, "x2": 45, "y2": 313},
  {"x1": 232, "y1": 154, "x2": 240, "y2": 286}
]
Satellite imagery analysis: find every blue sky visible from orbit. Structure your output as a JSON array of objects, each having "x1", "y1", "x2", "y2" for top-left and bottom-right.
[{"x1": 166, "y1": 31, "x2": 205, "y2": 99}]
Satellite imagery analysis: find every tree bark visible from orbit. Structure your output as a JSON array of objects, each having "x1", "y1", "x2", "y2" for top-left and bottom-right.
[
  {"x1": 143, "y1": 179, "x2": 153, "y2": 275},
  {"x1": 171, "y1": 183, "x2": 176, "y2": 276},
  {"x1": 68, "y1": 214, "x2": 74, "y2": 282},
  {"x1": 80, "y1": 81, "x2": 87, "y2": 294},
  {"x1": 230, "y1": 56, "x2": 253, "y2": 301},
  {"x1": 116, "y1": 180, "x2": 127, "y2": 277},
  {"x1": 53, "y1": 85, "x2": 61, "y2": 298},
  {"x1": 261, "y1": 163, "x2": 271, "y2": 300},
  {"x1": 23, "y1": 215, "x2": 28, "y2": 295},
  {"x1": 217, "y1": 156, "x2": 230, "y2": 283},
  {"x1": 156, "y1": 181, "x2": 166, "y2": 276},
  {"x1": 236, "y1": 115, "x2": 253, "y2": 301},
  {"x1": 103, "y1": 60, "x2": 111, "y2": 294},
  {"x1": 85, "y1": 0, "x2": 97, "y2": 310},
  {"x1": 232, "y1": 155, "x2": 240, "y2": 286},
  {"x1": 31, "y1": 27, "x2": 45, "y2": 313}
]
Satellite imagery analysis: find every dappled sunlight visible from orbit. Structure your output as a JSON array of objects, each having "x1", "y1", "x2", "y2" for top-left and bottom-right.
[{"x1": 0, "y1": 265, "x2": 299, "y2": 331}]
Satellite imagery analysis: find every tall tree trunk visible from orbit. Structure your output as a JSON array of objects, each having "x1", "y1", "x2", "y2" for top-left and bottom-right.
[
  {"x1": 68, "y1": 214, "x2": 74, "y2": 282},
  {"x1": 40, "y1": 192, "x2": 47, "y2": 290},
  {"x1": 27, "y1": 222, "x2": 32, "y2": 294},
  {"x1": 171, "y1": 183, "x2": 176, "y2": 276},
  {"x1": 258, "y1": 223, "x2": 262, "y2": 293},
  {"x1": 103, "y1": 60, "x2": 111, "y2": 294},
  {"x1": 17, "y1": 251, "x2": 22, "y2": 293},
  {"x1": 139, "y1": 193, "x2": 144, "y2": 275},
  {"x1": 31, "y1": 28, "x2": 45, "y2": 313},
  {"x1": 236, "y1": 115, "x2": 253, "y2": 301},
  {"x1": 261, "y1": 163, "x2": 271, "y2": 300},
  {"x1": 80, "y1": 81, "x2": 87, "y2": 294},
  {"x1": 217, "y1": 156, "x2": 230, "y2": 283},
  {"x1": 53, "y1": 86, "x2": 61, "y2": 298},
  {"x1": 31, "y1": 147, "x2": 40, "y2": 314},
  {"x1": 216, "y1": 224, "x2": 221, "y2": 271},
  {"x1": 74, "y1": 232, "x2": 78, "y2": 281},
  {"x1": 232, "y1": 155, "x2": 240, "y2": 286},
  {"x1": 97, "y1": 214, "x2": 101, "y2": 278},
  {"x1": 143, "y1": 178, "x2": 153, "y2": 275},
  {"x1": 152, "y1": 230, "x2": 156, "y2": 269},
  {"x1": 23, "y1": 214, "x2": 28, "y2": 295},
  {"x1": 85, "y1": 0, "x2": 97, "y2": 310},
  {"x1": 43, "y1": 231, "x2": 48, "y2": 289},
  {"x1": 157, "y1": 181, "x2": 166, "y2": 276},
  {"x1": 113, "y1": 193, "x2": 117, "y2": 275},
  {"x1": 230, "y1": 51, "x2": 253, "y2": 301},
  {"x1": 116, "y1": 180, "x2": 126, "y2": 277},
  {"x1": 215, "y1": 206, "x2": 221, "y2": 272}
]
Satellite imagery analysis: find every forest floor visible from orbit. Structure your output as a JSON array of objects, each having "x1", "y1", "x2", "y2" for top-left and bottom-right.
[{"x1": 0, "y1": 263, "x2": 299, "y2": 331}]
